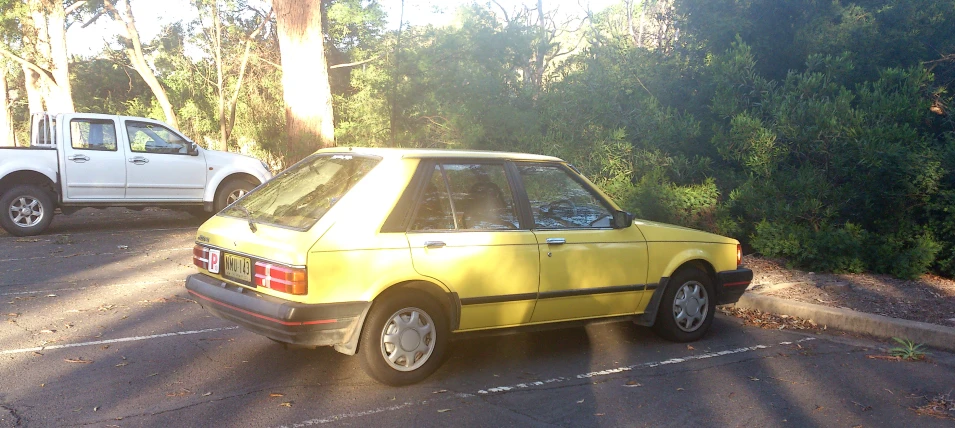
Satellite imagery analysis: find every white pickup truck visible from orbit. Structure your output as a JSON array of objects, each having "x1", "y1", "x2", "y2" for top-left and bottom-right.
[{"x1": 0, "y1": 113, "x2": 272, "y2": 236}]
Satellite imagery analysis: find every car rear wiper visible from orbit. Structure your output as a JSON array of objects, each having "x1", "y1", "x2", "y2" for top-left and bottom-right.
[{"x1": 236, "y1": 205, "x2": 257, "y2": 233}]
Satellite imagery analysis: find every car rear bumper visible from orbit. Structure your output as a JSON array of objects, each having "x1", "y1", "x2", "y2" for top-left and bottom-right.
[
  {"x1": 185, "y1": 273, "x2": 370, "y2": 348},
  {"x1": 716, "y1": 268, "x2": 753, "y2": 305}
]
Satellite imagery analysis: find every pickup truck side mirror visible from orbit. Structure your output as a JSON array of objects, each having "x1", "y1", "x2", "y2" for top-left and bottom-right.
[
  {"x1": 188, "y1": 142, "x2": 199, "y2": 156},
  {"x1": 612, "y1": 210, "x2": 634, "y2": 229}
]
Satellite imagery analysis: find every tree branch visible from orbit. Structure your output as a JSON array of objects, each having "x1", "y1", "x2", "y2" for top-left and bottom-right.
[
  {"x1": 64, "y1": 1, "x2": 88, "y2": 15},
  {"x1": 0, "y1": 47, "x2": 56, "y2": 83},
  {"x1": 329, "y1": 55, "x2": 380, "y2": 69}
]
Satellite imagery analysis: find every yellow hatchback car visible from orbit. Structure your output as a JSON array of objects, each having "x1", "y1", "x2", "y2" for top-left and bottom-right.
[{"x1": 186, "y1": 148, "x2": 752, "y2": 385}]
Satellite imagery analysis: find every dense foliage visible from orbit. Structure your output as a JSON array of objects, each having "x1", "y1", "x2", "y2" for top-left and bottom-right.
[{"x1": 3, "y1": 0, "x2": 953, "y2": 278}]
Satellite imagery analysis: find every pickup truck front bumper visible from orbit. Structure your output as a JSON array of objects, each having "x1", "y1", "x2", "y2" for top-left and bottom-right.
[{"x1": 185, "y1": 273, "x2": 369, "y2": 351}]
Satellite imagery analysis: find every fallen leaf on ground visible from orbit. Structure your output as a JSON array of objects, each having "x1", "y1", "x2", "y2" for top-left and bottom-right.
[
  {"x1": 686, "y1": 345, "x2": 695, "y2": 350},
  {"x1": 269, "y1": 393, "x2": 284, "y2": 398},
  {"x1": 280, "y1": 402, "x2": 293, "y2": 407},
  {"x1": 577, "y1": 399, "x2": 585, "y2": 404},
  {"x1": 202, "y1": 392, "x2": 212, "y2": 397},
  {"x1": 64, "y1": 358, "x2": 93, "y2": 364},
  {"x1": 437, "y1": 409, "x2": 450, "y2": 413},
  {"x1": 433, "y1": 389, "x2": 448, "y2": 394}
]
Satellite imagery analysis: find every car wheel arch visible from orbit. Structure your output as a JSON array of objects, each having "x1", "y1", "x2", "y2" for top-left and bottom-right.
[
  {"x1": 635, "y1": 259, "x2": 717, "y2": 327},
  {"x1": 346, "y1": 280, "x2": 458, "y2": 355}
]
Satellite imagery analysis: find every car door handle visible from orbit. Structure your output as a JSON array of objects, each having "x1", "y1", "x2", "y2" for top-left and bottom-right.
[
  {"x1": 67, "y1": 154, "x2": 90, "y2": 162},
  {"x1": 546, "y1": 238, "x2": 566, "y2": 245},
  {"x1": 424, "y1": 241, "x2": 446, "y2": 248},
  {"x1": 128, "y1": 156, "x2": 149, "y2": 165}
]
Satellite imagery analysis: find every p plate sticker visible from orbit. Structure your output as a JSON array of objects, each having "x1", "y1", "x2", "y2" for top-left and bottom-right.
[{"x1": 208, "y1": 248, "x2": 221, "y2": 274}]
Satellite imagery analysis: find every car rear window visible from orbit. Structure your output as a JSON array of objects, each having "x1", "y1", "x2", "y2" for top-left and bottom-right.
[{"x1": 221, "y1": 153, "x2": 380, "y2": 230}]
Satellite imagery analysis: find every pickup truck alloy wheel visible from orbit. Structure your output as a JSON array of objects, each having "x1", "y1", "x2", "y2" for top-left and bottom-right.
[
  {"x1": 214, "y1": 179, "x2": 256, "y2": 212},
  {"x1": 0, "y1": 185, "x2": 55, "y2": 236},
  {"x1": 358, "y1": 290, "x2": 449, "y2": 386}
]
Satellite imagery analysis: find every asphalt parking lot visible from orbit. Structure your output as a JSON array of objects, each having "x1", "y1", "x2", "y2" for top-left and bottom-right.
[{"x1": 2, "y1": 208, "x2": 954, "y2": 427}]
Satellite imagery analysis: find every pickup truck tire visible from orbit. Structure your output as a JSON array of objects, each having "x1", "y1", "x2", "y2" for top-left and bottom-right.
[
  {"x1": 1, "y1": 185, "x2": 55, "y2": 236},
  {"x1": 214, "y1": 178, "x2": 256, "y2": 212}
]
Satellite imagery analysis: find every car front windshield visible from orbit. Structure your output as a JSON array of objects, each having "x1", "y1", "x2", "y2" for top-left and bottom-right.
[{"x1": 221, "y1": 153, "x2": 380, "y2": 230}]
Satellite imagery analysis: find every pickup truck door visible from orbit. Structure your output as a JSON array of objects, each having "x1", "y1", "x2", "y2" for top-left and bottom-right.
[
  {"x1": 121, "y1": 119, "x2": 206, "y2": 200},
  {"x1": 61, "y1": 116, "x2": 127, "y2": 200}
]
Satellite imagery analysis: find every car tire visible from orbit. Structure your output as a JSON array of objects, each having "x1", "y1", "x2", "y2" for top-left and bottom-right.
[
  {"x1": 358, "y1": 290, "x2": 450, "y2": 386},
  {"x1": 214, "y1": 178, "x2": 256, "y2": 212},
  {"x1": 652, "y1": 268, "x2": 716, "y2": 342},
  {"x1": 0, "y1": 185, "x2": 55, "y2": 237}
]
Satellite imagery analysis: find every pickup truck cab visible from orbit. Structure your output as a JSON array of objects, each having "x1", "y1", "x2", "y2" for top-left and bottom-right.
[{"x1": 0, "y1": 113, "x2": 272, "y2": 236}]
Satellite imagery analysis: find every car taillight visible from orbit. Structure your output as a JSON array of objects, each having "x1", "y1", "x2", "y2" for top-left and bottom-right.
[
  {"x1": 193, "y1": 244, "x2": 209, "y2": 269},
  {"x1": 254, "y1": 262, "x2": 307, "y2": 295},
  {"x1": 737, "y1": 244, "x2": 742, "y2": 267}
]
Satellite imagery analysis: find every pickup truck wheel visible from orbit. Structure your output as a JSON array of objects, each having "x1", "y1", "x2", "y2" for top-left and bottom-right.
[
  {"x1": 214, "y1": 179, "x2": 255, "y2": 212},
  {"x1": 1, "y1": 185, "x2": 55, "y2": 236},
  {"x1": 358, "y1": 291, "x2": 449, "y2": 386},
  {"x1": 652, "y1": 268, "x2": 716, "y2": 343}
]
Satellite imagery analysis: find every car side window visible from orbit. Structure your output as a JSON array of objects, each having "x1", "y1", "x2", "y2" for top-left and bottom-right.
[
  {"x1": 442, "y1": 163, "x2": 519, "y2": 230},
  {"x1": 411, "y1": 165, "x2": 455, "y2": 231},
  {"x1": 126, "y1": 121, "x2": 190, "y2": 154},
  {"x1": 410, "y1": 163, "x2": 520, "y2": 231},
  {"x1": 518, "y1": 164, "x2": 615, "y2": 229},
  {"x1": 70, "y1": 119, "x2": 117, "y2": 151}
]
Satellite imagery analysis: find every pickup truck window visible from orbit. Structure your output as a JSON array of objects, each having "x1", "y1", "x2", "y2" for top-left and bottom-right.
[
  {"x1": 70, "y1": 119, "x2": 117, "y2": 151},
  {"x1": 126, "y1": 121, "x2": 190, "y2": 155}
]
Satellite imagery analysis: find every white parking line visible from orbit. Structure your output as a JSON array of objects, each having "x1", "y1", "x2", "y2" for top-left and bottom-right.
[
  {"x1": 276, "y1": 337, "x2": 817, "y2": 427},
  {"x1": 0, "y1": 279, "x2": 185, "y2": 296},
  {"x1": 0, "y1": 246, "x2": 194, "y2": 263},
  {"x1": 0, "y1": 227, "x2": 197, "y2": 242},
  {"x1": 0, "y1": 326, "x2": 239, "y2": 355}
]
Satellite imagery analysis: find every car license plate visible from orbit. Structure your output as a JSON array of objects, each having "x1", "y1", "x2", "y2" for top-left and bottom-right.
[{"x1": 223, "y1": 253, "x2": 252, "y2": 283}]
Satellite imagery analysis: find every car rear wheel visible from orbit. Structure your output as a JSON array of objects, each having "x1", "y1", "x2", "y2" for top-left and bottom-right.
[
  {"x1": 653, "y1": 268, "x2": 715, "y2": 342},
  {"x1": 0, "y1": 185, "x2": 55, "y2": 236},
  {"x1": 358, "y1": 291, "x2": 449, "y2": 386}
]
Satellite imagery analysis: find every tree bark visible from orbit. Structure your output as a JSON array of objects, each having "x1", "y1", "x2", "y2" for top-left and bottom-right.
[
  {"x1": 103, "y1": 0, "x2": 179, "y2": 129},
  {"x1": 272, "y1": 0, "x2": 335, "y2": 161},
  {"x1": 44, "y1": 0, "x2": 74, "y2": 112},
  {"x1": 0, "y1": 70, "x2": 13, "y2": 147},
  {"x1": 22, "y1": 65, "x2": 45, "y2": 114}
]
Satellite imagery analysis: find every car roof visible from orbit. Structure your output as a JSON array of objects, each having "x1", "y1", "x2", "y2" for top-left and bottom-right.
[{"x1": 315, "y1": 147, "x2": 564, "y2": 162}]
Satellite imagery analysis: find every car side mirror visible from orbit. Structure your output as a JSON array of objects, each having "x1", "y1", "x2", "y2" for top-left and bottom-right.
[
  {"x1": 612, "y1": 210, "x2": 634, "y2": 229},
  {"x1": 188, "y1": 142, "x2": 199, "y2": 156}
]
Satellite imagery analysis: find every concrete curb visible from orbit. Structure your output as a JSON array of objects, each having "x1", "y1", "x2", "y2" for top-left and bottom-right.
[{"x1": 733, "y1": 293, "x2": 955, "y2": 352}]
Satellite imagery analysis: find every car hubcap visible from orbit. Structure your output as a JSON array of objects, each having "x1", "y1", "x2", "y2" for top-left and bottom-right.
[
  {"x1": 380, "y1": 307, "x2": 435, "y2": 372},
  {"x1": 9, "y1": 196, "x2": 43, "y2": 228},
  {"x1": 227, "y1": 189, "x2": 247, "y2": 205},
  {"x1": 673, "y1": 281, "x2": 708, "y2": 332}
]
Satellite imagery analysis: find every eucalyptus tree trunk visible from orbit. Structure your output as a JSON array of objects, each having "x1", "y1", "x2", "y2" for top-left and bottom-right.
[
  {"x1": 0, "y1": 70, "x2": 13, "y2": 147},
  {"x1": 103, "y1": 0, "x2": 179, "y2": 129},
  {"x1": 272, "y1": 0, "x2": 335, "y2": 162}
]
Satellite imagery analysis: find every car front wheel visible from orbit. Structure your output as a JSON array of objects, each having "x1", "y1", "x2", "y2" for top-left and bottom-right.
[
  {"x1": 0, "y1": 185, "x2": 55, "y2": 236},
  {"x1": 653, "y1": 268, "x2": 716, "y2": 342},
  {"x1": 358, "y1": 291, "x2": 449, "y2": 386}
]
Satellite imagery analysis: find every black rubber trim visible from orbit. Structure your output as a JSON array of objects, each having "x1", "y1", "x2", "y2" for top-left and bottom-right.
[
  {"x1": 633, "y1": 278, "x2": 668, "y2": 327},
  {"x1": 186, "y1": 273, "x2": 367, "y2": 326},
  {"x1": 460, "y1": 284, "x2": 646, "y2": 306},
  {"x1": 460, "y1": 292, "x2": 538, "y2": 306},
  {"x1": 716, "y1": 268, "x2": 753, "y2": 305},
  {"x1": 538, "y1": 283, "x2": 646, "y2": 299}
]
